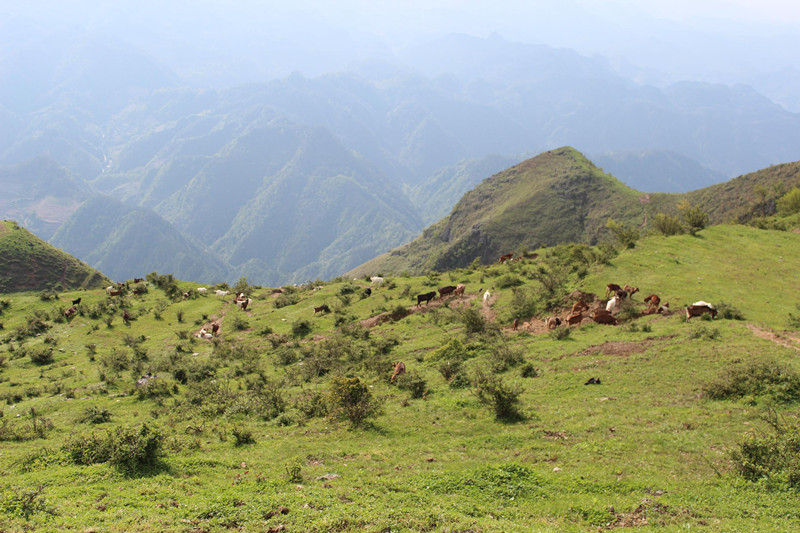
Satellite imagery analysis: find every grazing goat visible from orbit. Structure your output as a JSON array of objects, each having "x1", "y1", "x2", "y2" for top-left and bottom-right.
[
  {"x1": 65, "y1": 306, "x2": 78, "y2": 320},
  {"x1": 108, "y1": 289, "x2": 121, "y2": 297},
  {"x1": 592, "y1": 309, "x2": 618, "y2": 325},
  {"x1": 571, "y1": 300, "x2": 590, "y2": 314},
  {"x1": 566, "y1": 312, "x2": 583, "y2": 326},
  {"x1": 313, "y1": 304, "x2": 330, "y2": 314},
  {"x1": 122, "y1": 310, "x2": 131, "y2": 325},
  {"x1": 370, "y1": 276, "x2": 384, "y2": 287},
  {"x1": 71, "y1": 297, "x2": 82, "y2": 306},
  {"x1": 623, "y1": 285, "x2": 639, "y2": 298},
  {"x1": 686, "y1": 304, "x2": 717, "y2": 322},
  {"x1": 364, "y1": 288, "x2": 372, "y2": 297},
  {"x1": 438, "y1": 285, "x2": 457, "y2": 300},
  {"x1": 197, "y1": 287, "x2": 207, "y2": 294},
  {"x1": 453, "y1": 284, "x2": 466, "y2": 297},
  {"x1": 606, "y1": 296, "x2": 620, "y2": 314},
  {"x1": 211, "y1": 322, "x2": 220, "y2": 336},
  {"x1": 416, "y1": 291, "x2": 436, "y2": 306},
  {"x1": 498, "y1": 252, "x2": 513, "y2": 264},
  {"x1": 512, "y1": 318, "x2": 519, "y2": 331},
  {"x1": 133, "y1": 278, "x2": 144, "y2": 283},
  {"x1": 643, "y1": 294, "x2": 661, "y2": 309},
  {"x1": 605, "y1": 283, "x2": 623, "y2": 298},
  {"x1": 546, "y1": 316, "x2": 563, "y2": 329},
  {"x1": 236, "y1": 298, "x2": 252, "y2": 311},
  {"x1": 483, "y1": 290, "x2": 491, "y2": 302},
  {"x1": 390, "y1": 361, "x2": 406, "y2": 383},
  {"x1": 215, "y1": 290, "x2": 229, "y2": 297}
]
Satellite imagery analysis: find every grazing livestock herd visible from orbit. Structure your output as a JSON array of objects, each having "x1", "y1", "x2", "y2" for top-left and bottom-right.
[{"x1": 535, "y1": 280, "x2": 718, "y2": 332}]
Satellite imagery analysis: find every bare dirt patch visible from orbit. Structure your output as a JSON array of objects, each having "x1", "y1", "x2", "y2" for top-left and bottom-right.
[{"x1": 746, "y1": 323, "x2": 800, "y2": 352}]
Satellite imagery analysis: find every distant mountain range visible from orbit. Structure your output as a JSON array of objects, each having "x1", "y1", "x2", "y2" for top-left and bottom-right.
[{"x1": 1, "y1": 32, "x2": 799, "y2": 284}]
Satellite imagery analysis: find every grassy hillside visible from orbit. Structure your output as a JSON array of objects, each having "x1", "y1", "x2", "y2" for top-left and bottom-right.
[
  {"x1": 2, "y1": 223, "x2": 800, "y2": 531},
  {"x1": 0, "y1": 220, "x2": 110, "y2": 293},
  {"x1": 353, "y1": 151, "x2": 800, "y2": 277}
]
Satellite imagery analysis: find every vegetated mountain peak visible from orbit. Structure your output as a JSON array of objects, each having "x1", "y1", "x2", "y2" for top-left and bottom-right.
[
  {"x1": 350, "y1": 149, "x2": 800, "y2": 278},
  {"x1": 0, "y1": 220, "x2": 110, "y2": 293},
  {"x1": 353, "y1": 147, "x2": 645, "y2": 275}
]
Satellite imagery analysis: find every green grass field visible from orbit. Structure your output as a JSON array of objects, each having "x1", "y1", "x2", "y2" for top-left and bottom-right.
[{"x1": 1, "y1": 225, "x2": 800, "y2": 531}]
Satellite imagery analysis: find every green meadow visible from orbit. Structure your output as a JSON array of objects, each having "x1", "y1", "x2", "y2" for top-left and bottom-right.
[{"x1": 1, "y1": 224, "x2": 800, "y2": 532}]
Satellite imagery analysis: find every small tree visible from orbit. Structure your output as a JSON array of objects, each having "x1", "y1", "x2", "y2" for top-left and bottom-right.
[
  {"x1": 328, "y1": 375, "x2": 381, "y2": 427},
  {"x1": 652, "y1": 212, "x2": 684, "y2": 236},
  {"x1": 677, "y1": 201, "x2": 709, "y2": 235},
  {"x1": 606, "y1": 218, "x2": 639, "y2": 249},
  {"x1": 777, "y1": 187, "x2": 800, "y2": 216}
]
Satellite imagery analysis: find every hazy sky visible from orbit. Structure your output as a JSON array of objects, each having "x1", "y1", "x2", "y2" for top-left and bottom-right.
[{"x1": 3, "y1": 0, "x2": 799, "y2": 92}]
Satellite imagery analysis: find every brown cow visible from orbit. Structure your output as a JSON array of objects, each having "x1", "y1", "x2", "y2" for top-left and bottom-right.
[
  {"x1": 108, "y1": 289, "x2": 121, "y2": 297},
  {"x1": 498, "y1": 253, "x2": 513, "y2": 264},
  {"x1": 438, "y1": 286, "x2": 457, "y2": 300},
  {"x1": 390, "y1": 361, "x2": 406, "y2": 383}
]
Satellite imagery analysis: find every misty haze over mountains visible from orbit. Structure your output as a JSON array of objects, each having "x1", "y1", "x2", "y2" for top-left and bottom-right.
[{"x1": 1, "y1": 1, "x2": 799, "y2": 285}]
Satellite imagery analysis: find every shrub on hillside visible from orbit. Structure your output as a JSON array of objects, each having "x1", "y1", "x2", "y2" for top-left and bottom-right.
[
  {"x1": 606, "y1": 218, "x2": 639, "y2": 249},
  {"x1": 472, "y1": 367, "x2": 525, "y2": 422},
  {"x1": 395, "y1": 371, "x2": 427, "y2": 399},
  {"x1": 0, "y1": 485, "x2": 57, "y2": 520},
  {"x1": 327, "y1": 375, "x2": 381, "y2": 427},
  {"x1": 777, "y1": 187, "x2": 800, "y2": 216},
  {"x1": 288, "y1": 319, "x2": 311, "y2": 339},
  {"x1": 548, "y1": 326, "x2": 571, "y2": 340},
  {"x1": 427, "y1": 338, "x2": 472, "y2": 364},
  {"x1": 28, "y1": 345, "x2": 54, "y2": 365},
  {"x1": 732, "y1": 411, "x2": 800, "y2": 489},
  {"x1": 274, "y1": 293, "x2": 300, "y2": 308},
  {"x1": 703, "y1": 360, "x2": 800, "y2": 404},
  {"x1": 461, "y1": 307, "x2": 488, "y2": 336},
  {"x1": 65, "y1": 423, "x2": 165, "y2": 475},
  {"x1": 496, "y1": 274, "x2": 524, "y2": 289},
  {"x1": 652, "y1": 213, "x2": 685, "y2": 236},
  {"x1": 678, "y1": 200, "x2": 710, "y2": 235},
  {"x1": 715, "y1": 302, "x2": 745, "y2": 320},
  {"x1": 79, "y1": 406, "x2": 112, "y2": 424}
]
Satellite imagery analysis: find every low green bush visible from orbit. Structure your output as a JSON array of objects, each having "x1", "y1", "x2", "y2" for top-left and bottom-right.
[{"x1": 703, "y1": 359, "x2": 800, "y2": 404}]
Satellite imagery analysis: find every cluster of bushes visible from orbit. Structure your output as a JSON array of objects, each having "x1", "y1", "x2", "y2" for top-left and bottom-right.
[
  {"x1": 732, "y1": 411, "x2": 800, "y2": 489},
  {"x1": 64, "y1": 423, "x2": 165, "y2": 475},
  {"x1": 703, "y1": 359, "x2": 800, "y2": 404}
]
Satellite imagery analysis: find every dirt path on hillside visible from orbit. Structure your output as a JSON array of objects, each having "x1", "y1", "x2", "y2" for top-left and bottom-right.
[{"x1": 746, "y1": 323, "x2": 800, "y2": 352}]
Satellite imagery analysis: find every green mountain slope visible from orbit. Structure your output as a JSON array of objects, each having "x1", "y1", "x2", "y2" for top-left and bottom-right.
[
  {"x1": 354, "y1": 147, "x2": 647, "y2": 275},
  {"x1": 0, "y1": 220, "x2": 109, "y2": 292},
  {"x1": 49, "y1": 197, "x2": 231, "y2": 283},
  {"x1": 353, "y1": 149, "x2": 800, "y2": 277}
]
